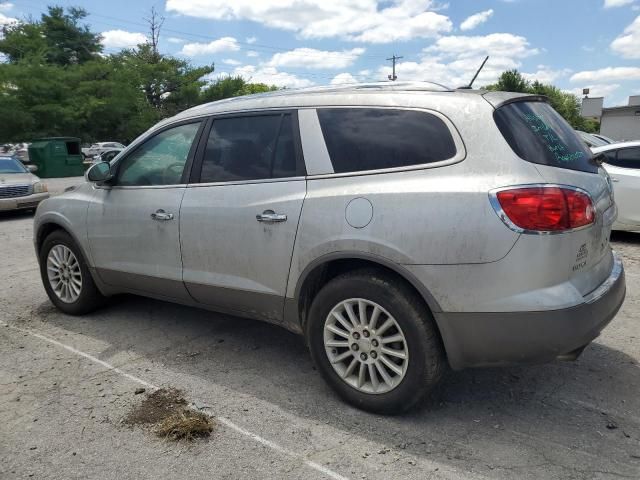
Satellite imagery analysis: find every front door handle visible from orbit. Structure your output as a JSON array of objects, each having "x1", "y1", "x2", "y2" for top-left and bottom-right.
[
  {"x1": 151, "y1": 209, "x2": 174, "y2": 221},
  {"x1": 611, "y1": 177, "x2": 619, "y2": 183},
  {"x1": 256, "y1": 210, "x2": 287, "y2": 223}
]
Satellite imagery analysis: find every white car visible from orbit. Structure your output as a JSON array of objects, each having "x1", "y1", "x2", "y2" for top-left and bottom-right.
[
  {"x1": 593, "y1": 141, "x2": 640, "y2": 232},
  {"x1": 82, "y1": 142, "x2": 125, "y2": 159}
]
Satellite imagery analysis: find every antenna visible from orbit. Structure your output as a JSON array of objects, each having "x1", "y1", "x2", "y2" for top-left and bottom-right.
[{"x1": 463, "y1": 56, "x2": 489, "y2": 89}]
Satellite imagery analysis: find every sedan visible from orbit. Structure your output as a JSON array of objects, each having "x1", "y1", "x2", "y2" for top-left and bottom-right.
[
  {"x1": 0, "y1": 156, "x2": 49, "y2": 212},
  {"x1": 593, "y1": 141, "x2": 640, "y2": 232}
]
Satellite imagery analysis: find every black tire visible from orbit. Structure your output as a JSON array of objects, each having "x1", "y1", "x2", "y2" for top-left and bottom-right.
[
  {"x1": 306, "y1": 269, "x2": 445, "y2": 414},
  {"x1": 39, "y1": 230, "x2": 106, "y2": 315}
]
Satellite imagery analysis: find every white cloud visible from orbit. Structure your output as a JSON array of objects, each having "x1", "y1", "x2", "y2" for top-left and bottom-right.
[
  {"x1": 167, "y1": 37, "x2": 185, "y2": 44},
  {"x1": 267, "y1": 47, "x2": 365, "y2": 70},
  {"x1": 221, "y1": 65, "x2": 313, "y2": 88},
  {"x1": 374, "y1": 32, "x2": 539, "y2": 87},
  {"x1": 604, "y1": 0, "x2": 634, "y2": 7},
  {"x1": 179, "y1": 37, "x2": 240, "y2": 56},
  {"x1": 570, "y1": 66, "x2": 640, "y2": 82},
  {"x1": 522, "y1": 66, "x2": 572, "y2": 84},
  {"x1": 566, "y1": 84, "x2": 621, "y2": 98},
  {"x1": 100, "y1": 30, "x2": 147, "y2": 49},
  {"x1": 425, "y1": 33, "x2": 539, "y2": 59},
  {"x1": 330, "y1": 73, "x2": 358, "y2": 85},
  {"x1": 611, "y1": 15, "x2": 640, "y2": 58},
  {"x1": 246, "y1": 50, "x2": 259, "y2": 57},
  {"x1": 246, "y1": 36, "x2": 257, "y2": 44},
  {"x1": 222, "y1": 58, "x2": 242, "y2": 65},
  {"x1": 460, "y1": 9, "x2": 493, "y2": 31},
  {"x1": 166, "y1": 0, "x2": 452, "y2": 43},
  {"x1": 0, "y1": 2, "x2": 13, "y2": 13}
]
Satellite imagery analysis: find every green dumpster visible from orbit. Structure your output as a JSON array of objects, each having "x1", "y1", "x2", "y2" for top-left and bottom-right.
[{"x1": 28, "y1": 137, "x2": 85, "y2": 178}]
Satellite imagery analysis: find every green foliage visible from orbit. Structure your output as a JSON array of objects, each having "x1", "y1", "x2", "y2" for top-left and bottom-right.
[
  {"x1": 484, "y1": 70, "x2": 600, "y2": 133},
  {"x1": 0, "y1": 5, "x2": 279, "y2": 144},
  {"x1": 0, "y1": 6, "x2": 102, "y2": 65}
]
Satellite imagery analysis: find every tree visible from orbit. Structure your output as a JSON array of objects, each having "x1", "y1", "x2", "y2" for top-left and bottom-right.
[
  {"x1": 201, "y1": 76, "x2": 277, "y2": 103},
  {"x1": 491, "y1": 69, "x2": 530, "y2": 93},
  {"x1": 0, "y1": 6, "x2": 102, "y2": 65}
]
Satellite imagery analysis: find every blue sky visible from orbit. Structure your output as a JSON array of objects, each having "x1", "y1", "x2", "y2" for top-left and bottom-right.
[{"x1": 2, "y1": 0, "x2": 640, "y2": 105}]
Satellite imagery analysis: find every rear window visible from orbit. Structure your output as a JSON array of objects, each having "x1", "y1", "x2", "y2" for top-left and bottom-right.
[
  {"x1": 604, "y1": 147, "x2": 640, "y2": 169},
  {"x1": 494, "y1": 101, "x2": 597, "y2": 173},
  {"x1": 317, "y1": 108, "x2": 457, "y2": 174}
]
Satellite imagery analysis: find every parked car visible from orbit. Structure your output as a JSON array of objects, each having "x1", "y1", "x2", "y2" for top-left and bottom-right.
[
  {"x1": 83, "y1": 148, "x2": 124, "y2": 167},
  {"x1": 577, "y1": 130, "x2": 609, "y2": 148},
  {"x1": 592, "y1": 133, "x2": 615, "y2": 145},
  {"x1": 82, "y1": 142, "x2": 125, "y2": 159},
  {"x1": 34, "y1": 83, "x2": 625, "y2": 413},
  {"x1": 0, "y1": 155, "x2": 49, "y2": 212},
  {"x1": 593, "y1": 141, "x2": 640, "y2": 232}
]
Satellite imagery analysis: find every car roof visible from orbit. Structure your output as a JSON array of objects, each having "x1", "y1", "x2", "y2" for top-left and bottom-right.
[
  {"x1": 592, "y1": 141, "x2": 640, "y2": 154},
  {"x1": 165, "y1": 82, "x2": 539, "y2": 126}
]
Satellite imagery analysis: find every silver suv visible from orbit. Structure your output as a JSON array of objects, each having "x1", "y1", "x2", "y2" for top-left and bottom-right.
[{"x1": 34, "y1": 83, "x2": 626, "y2": 413}]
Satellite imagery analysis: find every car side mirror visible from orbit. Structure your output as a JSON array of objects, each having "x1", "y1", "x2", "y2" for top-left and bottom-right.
[
  {"x1": 86, "y1": 161, "x2": 112, "y2": 183},
  {"x1": 26, "y1": 164, "x2": 38, "y2": 173}
]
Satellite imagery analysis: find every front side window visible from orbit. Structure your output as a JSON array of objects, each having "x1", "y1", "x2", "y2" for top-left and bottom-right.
[
  {"x1": 608, "y1": 148, "x2": 640, "y2": 169},
  {"x1": 317, "y1": 108, "x2": 457, "y2": 174},
  {"x1": 116, "y1": 122, "x2": 201, "y2": 186},
  {"x1": 199, "y1": 113, "x2": 299, "y2": 183}
]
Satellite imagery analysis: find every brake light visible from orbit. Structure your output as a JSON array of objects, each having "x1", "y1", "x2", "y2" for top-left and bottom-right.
[{"x1": 493, "y1": 186, "x2": 595, "y2": 232}]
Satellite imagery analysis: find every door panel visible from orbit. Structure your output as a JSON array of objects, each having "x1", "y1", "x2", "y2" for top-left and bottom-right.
[
  {"x1": 86, "y1": 120, "x2": 203, "y2": 300},
  {"x1": 88, "y1": 187, "x2": 190, "y2": 300},
  {"x1": 180, "y1": 180, "x2": 306, "y2": 320},
  {"x1": 607, "y1": 164, "x2": 640, "y2": 227}
]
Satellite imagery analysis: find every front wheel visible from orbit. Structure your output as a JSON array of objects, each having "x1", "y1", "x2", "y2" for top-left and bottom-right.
[
  {"x1": 306, "y1": 269, "x2": 445, "y2": 414},
  {"x1": 39, "y1": 230, "x2": 106, "y2": 315}
]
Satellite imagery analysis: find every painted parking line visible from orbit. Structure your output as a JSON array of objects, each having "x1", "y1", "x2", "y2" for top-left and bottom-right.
[{"x1": 1, "y1": 320, "x2": 350, "y2": 480}]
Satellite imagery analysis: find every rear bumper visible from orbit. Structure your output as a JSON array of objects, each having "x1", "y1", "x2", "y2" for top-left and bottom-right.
[
  {"x1": 436, "y1": 252, "x2": 626, "y2": 370},
  {"x1": 0, "y1": 192, "x2": 50, "y2": 211}
]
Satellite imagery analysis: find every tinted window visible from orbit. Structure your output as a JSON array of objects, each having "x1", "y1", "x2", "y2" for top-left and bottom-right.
[
  {"x1": 116, "y1": 122, "x2": 201, "y2": 186},
  {"x1": 200, "y1": 114, "x2": 299, "y2": 183},
  {"x1": 317, "y1": 108, "x2": 456, "y2": 174},
  {"x1": 606, "y1": 148, "x2": 640, "y2": 169},
  {"x1": 494, "y1": 101, "x2": 597, "y2": 173}
]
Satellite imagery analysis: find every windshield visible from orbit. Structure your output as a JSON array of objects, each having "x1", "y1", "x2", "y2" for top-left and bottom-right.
[
  {"x1": 0, "y1": 157, "x2": 27, "y2": 174},
  {"x1": 494, "y1": 101, "x2": 597, "y2": 174}
]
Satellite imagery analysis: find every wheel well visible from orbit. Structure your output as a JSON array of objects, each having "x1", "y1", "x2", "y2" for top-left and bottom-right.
[
  {"x1": 36, "y1": 223, "x2": 67, "y2": 252},
  {"x1": 297, "y1": 258, "x2": 437, "y2": 330}
]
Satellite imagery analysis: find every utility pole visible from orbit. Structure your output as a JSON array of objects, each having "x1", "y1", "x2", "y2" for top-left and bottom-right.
[{"x1": 386, "y1": 54, "x2": 403, "y2": 81}]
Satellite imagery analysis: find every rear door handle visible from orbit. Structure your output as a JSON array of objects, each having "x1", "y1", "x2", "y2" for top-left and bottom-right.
[
  {"x1": 256, "y1": 210, "x2": 287, "y2": 223},
  {"x1": 151, "y1": 209, "x2": 174, "y2": 221}
]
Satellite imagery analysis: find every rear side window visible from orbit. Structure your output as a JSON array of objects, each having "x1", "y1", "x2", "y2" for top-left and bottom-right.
[
  {"x1": 494, "y1": 101, "x2": 597, "y2": 173},
  {"x1": 200, "y1": 113, "x2": 300, "y2": 183},
  {"x1": 605, "y1": 147, "x2": 640, "y2": 169},
  {"x1": 317, "y1": 108, "x2": 457, "y2": 174}
]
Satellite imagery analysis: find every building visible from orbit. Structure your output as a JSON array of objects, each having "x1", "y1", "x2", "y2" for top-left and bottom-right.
[{"x1": 581, "y1": 95, "x2": 640, "y2": 141}]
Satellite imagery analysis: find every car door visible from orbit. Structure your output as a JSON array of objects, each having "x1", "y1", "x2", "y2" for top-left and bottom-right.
[
  {"x1": 87, "y1": 120, "x2": 205, "y2": 301},
  {"x1": 180, "y1": 112, "x2": 306, "y2": 323},
  {"x1": 605, "y1": 147, "x2": 640, "y2": 227}
]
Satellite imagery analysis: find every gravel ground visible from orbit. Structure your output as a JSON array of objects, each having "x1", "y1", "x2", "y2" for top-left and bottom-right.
[{"x1": 1, "y1": 177, "x2": 639, "y2": 480}]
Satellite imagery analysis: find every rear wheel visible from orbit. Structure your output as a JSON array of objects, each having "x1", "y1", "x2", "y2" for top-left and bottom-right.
[
  {"x1": 39, "y1": 230, "x2": 106, "y2": 315},
  {"x1": 306, "y1": 269, "x2": 445, "y2": 414}
]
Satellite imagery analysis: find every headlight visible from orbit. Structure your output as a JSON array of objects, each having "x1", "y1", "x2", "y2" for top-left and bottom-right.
[{"x1": 33, "y1": 182, "x2": 48, "y2": 194}]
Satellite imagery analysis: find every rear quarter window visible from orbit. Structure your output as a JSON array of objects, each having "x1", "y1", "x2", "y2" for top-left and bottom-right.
[
  {"x1": 494, "y1": 101, "x2": 597, "y2": 174},
  {"x1": 317, "y1": 108, "x2": 457, "y2": 174}
]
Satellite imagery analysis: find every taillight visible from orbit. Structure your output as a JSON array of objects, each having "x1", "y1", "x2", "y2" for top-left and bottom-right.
[{"x1": 492, "y1": 186, "x2": 595, "y2": 233}]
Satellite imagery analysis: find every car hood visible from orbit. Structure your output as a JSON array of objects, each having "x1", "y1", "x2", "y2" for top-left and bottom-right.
[{"x1": 0, "y1": 172, "x2": 36, "y2": 185}]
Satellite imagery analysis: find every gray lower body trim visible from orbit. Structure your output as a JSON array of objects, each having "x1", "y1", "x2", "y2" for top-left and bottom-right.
[
  {"x1": 95, "y1": 268, "x2": 193, "y2": 302},
  {"x1": 437, "y1": 262, "x2": 626, "y2": 370}
]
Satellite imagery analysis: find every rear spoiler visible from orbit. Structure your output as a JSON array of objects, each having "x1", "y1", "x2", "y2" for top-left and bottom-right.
[{"x1": 481, "y1": 92, "x2": 549, "y2": 109}]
